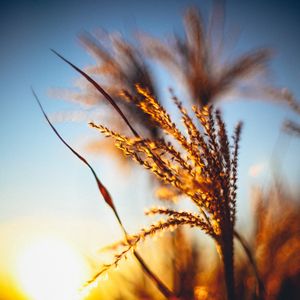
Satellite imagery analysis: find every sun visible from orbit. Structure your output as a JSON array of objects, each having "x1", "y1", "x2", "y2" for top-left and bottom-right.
[{"x1": 15, "y1": 236, "x2": 89, "y2": 300}]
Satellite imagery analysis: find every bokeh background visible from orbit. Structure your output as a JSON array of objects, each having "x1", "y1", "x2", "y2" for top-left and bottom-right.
[{"x1": 1, "y1": 0, "x2": 300, "y2": 299}]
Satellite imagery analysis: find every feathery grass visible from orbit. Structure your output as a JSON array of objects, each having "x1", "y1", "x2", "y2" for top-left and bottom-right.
[{"x1": 90, "y1": 85, "x2": 242, "y2": 300}]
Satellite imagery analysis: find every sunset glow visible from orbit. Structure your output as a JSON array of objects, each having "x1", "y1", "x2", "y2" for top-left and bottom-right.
[
  {"x1": 16, "y1": 237, "x2": 89, "y2": 300},
  {"x1": 1, "y1": 1, "x2": 300, "y2": 299}
]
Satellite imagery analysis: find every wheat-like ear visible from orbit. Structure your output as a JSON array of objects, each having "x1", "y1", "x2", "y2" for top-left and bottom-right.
[
  {"x1": 99, "y1": 214, "x2": 212, "y2": 268},
  {"x1": 90, "y1": 84, "x2": 243, "y2": 299},
  {"x1": 230, "y1": 122, "x2": 242, "y2": 225},
  {"x1": 145, "y1": 207, "x2": 214, "y2": 237},
  {"x1": 93, "y1": 202, "x2": 223, "y2": 281}
]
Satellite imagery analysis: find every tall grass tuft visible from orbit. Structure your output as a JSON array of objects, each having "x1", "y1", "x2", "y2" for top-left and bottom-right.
[{"x1": 90, "y1": 87, "x2": 242, "y2": 300}]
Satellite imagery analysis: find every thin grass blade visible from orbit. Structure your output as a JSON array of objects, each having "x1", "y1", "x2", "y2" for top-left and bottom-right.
[
  {"x1": 50, "y1": 49, "x2": 140, "y2": 138},
  {"x1": 32, "y1": 88, "x2": 123, "y2": 227}
]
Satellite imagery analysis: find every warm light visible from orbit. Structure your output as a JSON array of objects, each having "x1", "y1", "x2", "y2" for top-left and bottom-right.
[{"x1": 16, "y1": 236, "x2": 89, "y2": 300}]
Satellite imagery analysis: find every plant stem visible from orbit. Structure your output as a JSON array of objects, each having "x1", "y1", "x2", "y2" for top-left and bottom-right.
[
  {"x1": 133, "y1": 251, "x2": 174, "y2": 299},
  {"x1": 219, "y1": 226, "x2": 235, "y2": 300},
  {"x1": 222, "y1": 242, "x2": 235, "y2": 300}
]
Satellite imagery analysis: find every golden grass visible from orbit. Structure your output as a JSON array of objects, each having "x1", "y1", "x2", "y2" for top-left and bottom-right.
[
  {"x1": 36, "y1": 5, "x2": 300, "y2": 300},
  {"x1": 89, "y1": 85, "x2": 242, "y2": 300}
]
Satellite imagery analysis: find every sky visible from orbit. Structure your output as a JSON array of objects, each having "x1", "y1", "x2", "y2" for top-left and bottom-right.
[{"x1": 1, "y1": 0, "x2": 300, "y2": 298}]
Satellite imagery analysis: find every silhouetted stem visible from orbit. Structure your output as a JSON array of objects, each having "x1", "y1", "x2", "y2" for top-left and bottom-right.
[{"x1": 220, "y1": 233, "x2": 235, "y2": 300}]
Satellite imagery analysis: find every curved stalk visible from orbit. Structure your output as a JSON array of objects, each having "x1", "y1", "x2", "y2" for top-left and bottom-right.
[
  {"x1": 33, "y1": 90, "x2": 175, "y2": 299},
  {"x1": 234, "y1": 230, "x2": 265, "y2": 300}
]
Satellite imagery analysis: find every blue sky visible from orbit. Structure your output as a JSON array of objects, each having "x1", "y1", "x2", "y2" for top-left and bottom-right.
[{"x1": 1, "y1": 0, "x2": 300, "y2": 245}]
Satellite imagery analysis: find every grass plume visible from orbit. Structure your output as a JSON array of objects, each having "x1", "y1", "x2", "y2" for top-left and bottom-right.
[
  {"x1": 141, "y1": 7, "x2": 271, "y2": 106},
  {"x1": 91, "y1": 86, "x2": 243, "y2": 300}
]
